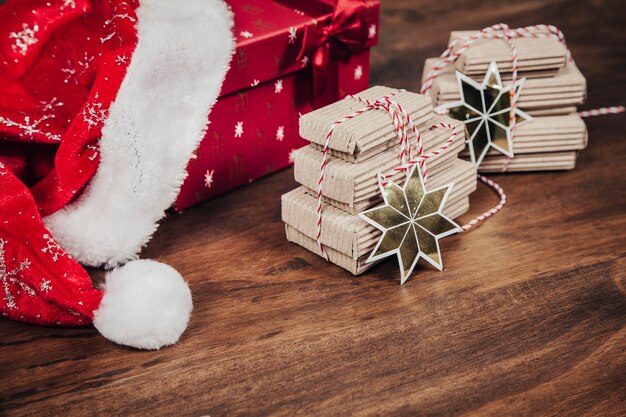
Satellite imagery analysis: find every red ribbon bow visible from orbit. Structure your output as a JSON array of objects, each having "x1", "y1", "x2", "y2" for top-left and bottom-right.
[{"x1": 298, "y1": 0, "x2": 370, "y2": 105}]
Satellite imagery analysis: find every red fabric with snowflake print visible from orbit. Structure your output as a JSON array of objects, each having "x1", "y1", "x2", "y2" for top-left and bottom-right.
[
  {"x1": 0, "y1": 0, "x2": 138, "y2": 325},
  {"x1": 0, "y1": 0, "x2": 138, "y2": 214},
  {"x1": 0, "y1": 166, "x2": 102, "y2": 325}
]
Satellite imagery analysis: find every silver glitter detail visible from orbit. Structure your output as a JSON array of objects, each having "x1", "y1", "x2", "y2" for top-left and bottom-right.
[
  {"x1": 62, "y1": 53, "x2": 93, "y2": 84},
  {"x1": 0, "y1": 239, "x2": 33, "y2": 310},
  {"x1": 101, "y1": 12, "x2": 137, "y2": 44},
  {"x1": 82, "y1": 95, "x2": 108, "y2": 130},
  {"x1": 0, "y1": 114, "x2": 61, "y2": 142},
  {"x1": 41, "y1": 234, "x2": 66, "y2": 262},
  {"x1": 40, "y1": 279, "x2": 52, "y2": 293},
  {"x1": 60, "y1": 0, "x2": 76, "y2": 10},
  {"x1": 288, "y1": 26, "x2": 297, "y2": 44},
  {"x1": 115, "y1": 54, "x2": 129, "y2": 66},
  {"x1": 10, "y1": 23, "x2": 39, "y2": 56},
  {"x1": 39, "y1": 97, "x2": 64, "y2": 112}
]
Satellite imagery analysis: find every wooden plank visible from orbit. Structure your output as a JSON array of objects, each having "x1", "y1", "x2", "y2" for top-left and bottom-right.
[{"x1": 1, "y1": 0, "x2": 625, "y2": 416}]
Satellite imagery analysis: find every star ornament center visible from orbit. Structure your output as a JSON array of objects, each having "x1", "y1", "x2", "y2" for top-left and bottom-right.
[
  {"x1": 435, "y1": 61, "x2": 532, "y2": 166},
  {"x1": 358, "y1": 164, "x2": 461, "y2": 284}
]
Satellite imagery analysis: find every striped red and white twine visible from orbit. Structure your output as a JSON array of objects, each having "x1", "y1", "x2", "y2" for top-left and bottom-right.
[
  {"x1": 578, "y1": 106, "x2": 625, "y2": 118},
  {"x1": 315, "y1": 91, "x2": 458, "y2": 260},
  {"x1": 421, "y1": 23, "x2": 624, "y2": 231},
  {"x1": 315, "y1": 24, "x2": 624, "y2": 260},
  {"x1": 460, "y1": 175, "x2": 506, "y2": 232}
]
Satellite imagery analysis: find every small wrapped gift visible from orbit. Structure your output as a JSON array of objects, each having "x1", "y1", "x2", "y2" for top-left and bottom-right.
[
  {"x1": 282, "y1": 158, "x2": 476, "y2": 274},
  {"x1": 422, "y1": 27, "x2": 589, "y2": 172},
  {"x1": 294, "y1": 115, "x2": 466, "y2": 214},
  {"x1": 300, "y1": 86, "x2": 433, "y2": 162},
  {"x1": 476, "y1": 151, "x2": 578, "y2": 173},
  {"x1": 449, "y1": 29, "x2": 568, "y2": 77},
  {"x1": 282, "y1": 86, "x2": 477, "y2": 276},
  {"x1": 175, "y1": 0, "x2": 380, "y2": 211},
  {"x1": 452, "y1": 110, "x2": 587, "y2": 172},
  {"x1": 424, "y1": 59, "x2": 587, "y2": 116}
]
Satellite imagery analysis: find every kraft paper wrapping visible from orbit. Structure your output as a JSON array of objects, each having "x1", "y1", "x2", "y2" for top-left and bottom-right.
[
  {"x1": 300, "y1": 86, "x2": 433, "y2": 163},
  {"x1": 525, "y1": 106, "x2": 577, "y2": 117},
  {"x1": 476, "y1": 151, "x2": 578, "y2": 172},
  {"x1": 449, "y1": 30, "x2": 568, "y2": 75},
  {"x1": 423, "y1": 59, "x2": 587, "y2": 115},
  {"x1": 284, "y1": 194, "x2": 470, "y2": 275},
  {"x1": 306, "y1": 158, "x2": 477, "y2": 214},
  {"x1": 294, "y1": 115, "x2": 466, "y2": 214},
  {"x1": 459, "y1": 114, "x2": 588, "y2": 157},
  {"x1": 282, "y1": 158, "x2": 476, "y2": 267}
]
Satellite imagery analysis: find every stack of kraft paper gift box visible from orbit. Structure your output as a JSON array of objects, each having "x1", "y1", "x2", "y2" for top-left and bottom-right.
[
  {"x1": 175, "y1": 0, "x2": 380, "y2": 211},
  {"x1": 423, "y1": 30, "x2": 588, "y2": 172},
  {"x1": 281, "y1": 86, "x2": 477, "y2": 274}
]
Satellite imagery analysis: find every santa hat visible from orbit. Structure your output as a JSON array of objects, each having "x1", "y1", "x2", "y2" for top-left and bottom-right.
[{"x1": 0, "y1": 0, "x2": 234, "y2": 348}]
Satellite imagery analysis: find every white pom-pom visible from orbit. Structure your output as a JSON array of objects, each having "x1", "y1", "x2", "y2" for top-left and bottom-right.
[{"x1": 93, "y1": 260, "x2": 193, "y2": 350}]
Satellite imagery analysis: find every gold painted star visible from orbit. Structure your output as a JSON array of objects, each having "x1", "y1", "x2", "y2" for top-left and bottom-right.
[
  {"x1": 436, "y1": 62, "x2": 532, "y2": 166},
  {"x1": 359, "y1": 164, "x2": 460, "y2": 284}
]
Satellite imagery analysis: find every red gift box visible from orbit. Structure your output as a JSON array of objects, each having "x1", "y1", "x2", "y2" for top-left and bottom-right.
[{"x1": 174, "y1": 0, "x2": 380, "y2": 211}]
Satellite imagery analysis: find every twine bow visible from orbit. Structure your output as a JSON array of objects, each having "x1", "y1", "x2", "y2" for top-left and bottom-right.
[
  {"x1": 316, "y1": 23, "x2": 624, "y2": 261},
  {"x1": 421, "y1": 23, "x2": 623, "y2": 231},
  {"x1": 316, "y1": 91, "x2": 457, "y2": 261}
]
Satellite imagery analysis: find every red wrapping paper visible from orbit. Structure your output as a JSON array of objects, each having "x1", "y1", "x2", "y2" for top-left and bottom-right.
[{"x1": 174, "y1": 0, "x2": 379, "y2": 211}]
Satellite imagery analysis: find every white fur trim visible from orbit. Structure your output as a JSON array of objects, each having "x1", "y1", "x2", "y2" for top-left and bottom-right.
[
  {"x1": 93, "y1": 260, "x2": 193, "y2": 350},
  {"x1": 44, "y1": 0, "x2": 234, "y2": 267}
]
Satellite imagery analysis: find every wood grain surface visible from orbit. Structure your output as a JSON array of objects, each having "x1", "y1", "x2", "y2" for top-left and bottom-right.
[{"x1": 1, "y1": 0, "x2": 625, "y2": 416}]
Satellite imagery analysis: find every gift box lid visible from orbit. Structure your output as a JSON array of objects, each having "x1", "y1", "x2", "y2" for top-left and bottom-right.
[
  {"x1": 449, "y1": 29, "x2": 568, "y2": 75},
  {"x1": 221, "y1": 0, "x2": 380, "y2": 98},
  {"x1": 299, "y1": 86, "x2": 433, "y2": 161}
]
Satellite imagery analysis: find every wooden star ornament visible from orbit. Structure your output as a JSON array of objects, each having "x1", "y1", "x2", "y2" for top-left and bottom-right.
[
  {"x1": 359, "y1": 164, "x2": 460, "y2": 284},
  {"x1": 436, "y1": 61, "x2": 532, "y2": 166}
]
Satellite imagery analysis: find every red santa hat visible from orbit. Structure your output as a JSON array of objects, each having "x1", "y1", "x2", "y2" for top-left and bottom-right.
[{"x1": 0, "y1": 0, "x2": 234, "y2": 348}]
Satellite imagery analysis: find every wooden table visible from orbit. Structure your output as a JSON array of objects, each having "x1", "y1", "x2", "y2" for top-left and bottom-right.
[{"x1": 2, "y1": 1, "x2": 625, "y2": 415}]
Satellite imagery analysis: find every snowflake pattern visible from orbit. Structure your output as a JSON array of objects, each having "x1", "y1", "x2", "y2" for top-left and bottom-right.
[
  {"x1": 100, "y1": 32, "x2": 116, "y2": 44},
  {"x1": 288, "y1": 149, "x2": 297, "y2": 163},
  {"x1": 101, "y1": 12, "x2": 137, "y2": 44},
  {"x1": 41, "y1": 234, "x2": 67, "y2": 262},
  {"x1": 116, "y1": 54, "x2": 129, "y2": 66},
  {"x1": 0, "y1": 239, "x2": 34, "y2": 310},
  {"x1": 60, "y1": 0, "x2": 76, "y2": 10},
  {"x1": 274, "y1": 79, "x2": 283, "y2": 94},
  {"x1": 251, "y1": 79, "x2": 260, "y2": 87},
  {"x1": 301, "y1": 56, "x2": 309, "y2": 68},
  {"x1": 40, "y1": 279, "x2": 52, "y2": 293},
  {"x1": 103, "y1": 12, "x2": 137, "y2": 26},
  {"x1": 61, "y1": 61, "x2": 78, "y2": 84},
  {"x1": 0, "y1": 114, "x2": 61, "y2": 142},
  {"x1": 39, "y1": 97, "x2": 64, "y2": 112},
  {"x1": 10, "y1": 23, "x2": 39, "y2": 56},
  {"x1": 276, "y1": 126, "x2": 285, "y2": 141},
  {"x1": 369, "y1": 24, "x2": 377, "y2": 39},
  {"x1": 354, "y1": 65, "x2": 363, "y2": 81},
  {"x1": 82, "y1": 95, "x2": 108, "y2": 130},
  {"x1": 288, "y1": 26, "x2": 298, "y2": 44},
  {"x1": 86, "y1": 143, "x2": 99, "y2": 161},
  {"x1": 234, "y1": 121, "x2": 244, "y2": 138},
  {"x1": 61, "y1": 53, "x2": 93, "y2": 84},
  {"x1": 204, "y1": 169, "x2": 215, "y2": 188},
  {"x1": 240, "y1": 31, "x2": 253, "y2": 39}
]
